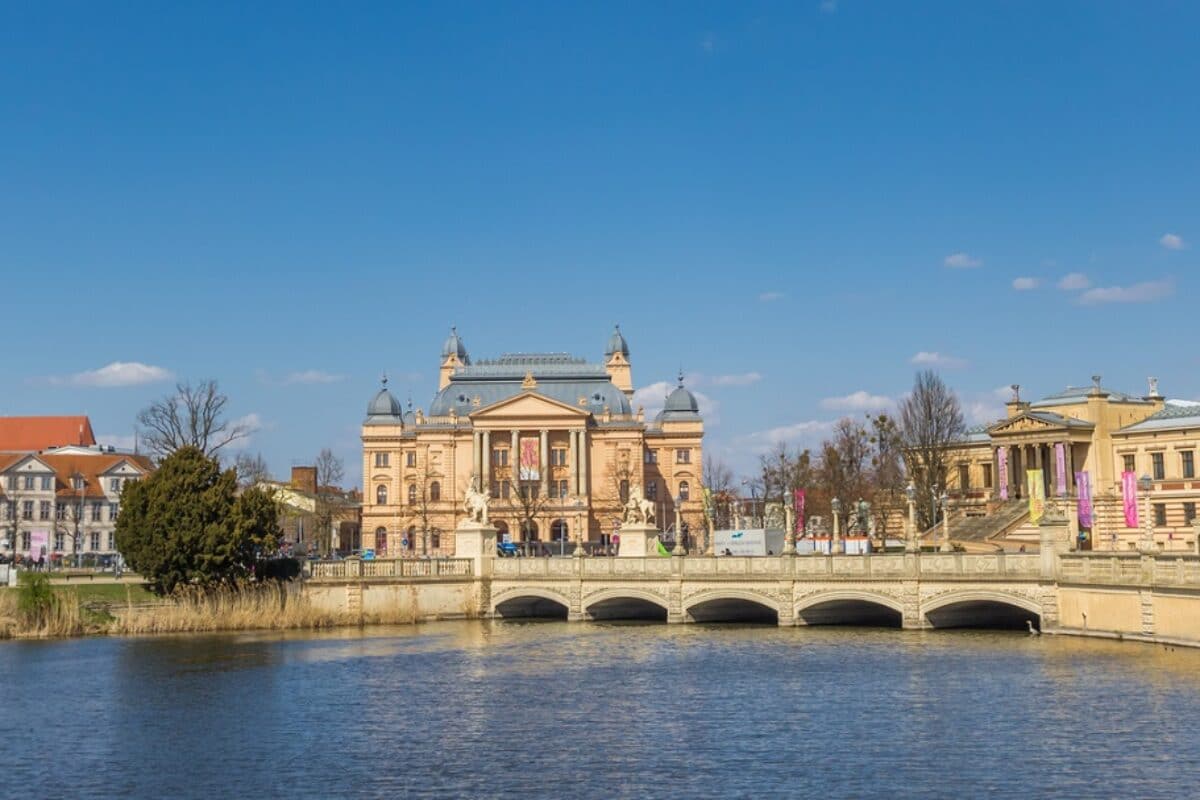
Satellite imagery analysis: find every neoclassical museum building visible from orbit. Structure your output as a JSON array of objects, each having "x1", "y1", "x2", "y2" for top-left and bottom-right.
[{"x1": 361, "y1": 327, "x2": 704, "y2": 556}]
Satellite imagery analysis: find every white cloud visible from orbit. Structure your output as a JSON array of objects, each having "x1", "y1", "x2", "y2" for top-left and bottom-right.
[
  {"x1": 736, "y1": 420, "x2": 833, "y2": 456},
  {"x1": 284, "y1": 370, "x2": 344, "y2": 385},
  {"x1": 758, "y1": 291, "x2": 784, "y2": 302},
  {"x1": 1057, "y1": 272, "x2": 1091, "y2": 290},
  {"x1": 1160, "y1": 232, "x2": 1186, "y2": 251},
  {"x1": 910, "y1": 351, "x2": 968, "y2": 369},
  {"x1": 820, "y1": 390, "x2": 892, "y2": 411},
  {"x1": 49, "y1": 361, "x2": 173, "y2": 388},
  {"x1": 965, "y1": 401, "x2": 1004, "y2": 425},
  {"x1": 632, "y1": 382, "x2": 719, "y2": 425},
  {"x1": 1011, "y1": 277, "x2": 1039, "y2": 291},
  {"x1": 944, "y1": 252, "x2": 982, "y2": 269},
  {"x1": 1078, "y1": 279, "x2": 1173, "y2": 306}
]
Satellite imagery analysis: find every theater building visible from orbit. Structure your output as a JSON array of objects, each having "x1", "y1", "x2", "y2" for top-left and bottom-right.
[{"x1": 361, "y1": 327, "x2": 704, "y2": 556}]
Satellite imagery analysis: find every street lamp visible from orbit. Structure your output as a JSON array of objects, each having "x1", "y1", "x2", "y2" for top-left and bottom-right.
[
  {"x1": 904, "y1": 482, "x2": 919, "y2": 553},
  {"x1": 1138, "y1": 473, "x2": 1156, "y2": 554},
  {"x1": 573, "y1": 499, "x2": 586, "y2": 557},
  {"x1": 672, "y1": 492, "x2": 686, "y2": 556},
  {"x1": 831, "y1": 497, "x2": 842, "y2": 555},
  {"x1": 939, "y1": 491, "x2": 952, "y2": 553}
]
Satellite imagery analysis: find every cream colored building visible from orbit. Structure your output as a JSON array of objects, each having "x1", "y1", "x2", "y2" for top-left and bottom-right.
[
  {"x1": 936, "y1": 377, "x2": 1200, "y2": 552},
  {"x1": 361, "y1": 327, "x2": 704, "y2": 556}
]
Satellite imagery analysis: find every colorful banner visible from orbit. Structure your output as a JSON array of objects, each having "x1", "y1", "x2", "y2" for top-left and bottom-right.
[
  {"x1": 998, "y1": 448, "x2": 1009, "y2": 500},
  {"x1": 1055, "y1": 443, "x2": 1067, "y2": 497},
  {"x1": 794, "y1": 489, "x2": 806, "y2": 535},
  {"x1": 1122, "y1": 471, "x2": 1139, "y2": 528},
  {"x1": 29, "y1": 530, "x2": 48, "y2": 559},
  {"x1": 519, "y1": 437, "x2": 540, "y2": 481},
  {"x1": 1076, "y1": 471, "x2": 1092, "y2": 529},
  {"x1": 1027, "y1": 470, "x2": 1045, "y2": 524}
]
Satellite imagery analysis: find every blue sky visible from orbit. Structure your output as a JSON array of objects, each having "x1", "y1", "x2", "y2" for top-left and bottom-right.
[{"x1": 2, "y1": 1, "x2": 1197, "y2": 484}]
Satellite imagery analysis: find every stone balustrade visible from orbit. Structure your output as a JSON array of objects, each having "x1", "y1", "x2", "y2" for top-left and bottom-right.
[
  {"x1": 310, "y1": 558, "x2": 473, "y2": 580},
  {"x1": 1059, "y1": 552, "x2": 1200, "y2": 588}
]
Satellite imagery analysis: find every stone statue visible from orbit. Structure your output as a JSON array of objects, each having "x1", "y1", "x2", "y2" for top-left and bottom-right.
[
  {"x1": 764, "y1": 502, "x2": 785, "y2": 531},
  {"x1": 622, "y1": 482, "x2": 656, "y2": 525},
  {"x1": 856, "y1": 499, "x2": 870, "y2": 534},
  {"x1": 462, "y1": 476, "x2": 489, "y2": 524}
]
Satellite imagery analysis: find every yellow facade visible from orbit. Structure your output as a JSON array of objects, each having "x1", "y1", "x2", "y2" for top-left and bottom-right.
[
  {"x1": 361, "y1": 328, "x2": 703, "y2": 556},
  {"x1": 944, "y1": 378, "x2": 1200, "y2": 552}
]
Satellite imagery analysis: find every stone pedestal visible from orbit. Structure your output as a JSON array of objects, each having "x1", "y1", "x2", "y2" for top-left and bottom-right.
[
  {"x1": 454, "y1": 521, "x2": 498, "y2": 576},
  {"x1": 617, "y1": 523, "x2": 659, "y2": 558},
  {"x1": 1038, "y1": 503, "x2": 1070, "y2": 580}
]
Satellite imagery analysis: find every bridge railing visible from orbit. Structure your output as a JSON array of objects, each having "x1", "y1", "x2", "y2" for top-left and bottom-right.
[
  {"x1": 309, "y1": 558, "x2": 473, "y2": 580},
  {"x1": 1059, "y1": 552, "x2": 1200, "y2": 588}
]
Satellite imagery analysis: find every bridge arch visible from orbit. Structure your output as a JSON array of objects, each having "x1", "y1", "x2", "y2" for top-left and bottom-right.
[
  {"x1": 921, "y1": 590, "x2": 1043, "y2": 630},
  {"x1": 584, "y1": 588, "x2": 668, "y2": 622},
  {"x1": 795, "y1": 590, "x2": 904, "y2": 627},
  {"x1": 685, "y1": 589, "x2": 779, "y2": 624},
  {"x1": 491, "y1": 587, "x2": 570, "y2": 620}
]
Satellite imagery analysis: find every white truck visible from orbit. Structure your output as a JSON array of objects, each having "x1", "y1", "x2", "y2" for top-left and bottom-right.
[{"x1": 712, "y1": 528, "x2": 786, "y2": 556}]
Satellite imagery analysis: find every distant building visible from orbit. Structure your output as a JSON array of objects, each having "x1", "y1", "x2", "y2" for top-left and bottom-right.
[
  {"x1": 257, "y1": 466, "x2": 362, "y2": 555},
  {"x1": 0, "y1": 442, "x2": 154, "y2": 560},
  {"x1": 361, "y1": 326, "x2": 704, "y2": 556},
  {"x1": 0, "y1": 415, "x2": 96, "y2": 452}
]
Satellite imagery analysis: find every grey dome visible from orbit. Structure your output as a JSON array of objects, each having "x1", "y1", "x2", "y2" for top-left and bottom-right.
[
  {"x1": 604, "y1": 324, "x2": 629, "y2": 358},
  {"x1": 442, "y1": 326, "x2": 470, "y2": 363},
  {"x1": 657, "y1": 372, "x2": 701, "y2": 421},
  {"x1": 365, "y1": 377, "x2": 403, "y2": 424}
]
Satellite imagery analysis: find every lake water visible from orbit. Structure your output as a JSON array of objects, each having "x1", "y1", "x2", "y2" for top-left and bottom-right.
[{"x1": 2, "y1": 622, "x2": 1199, "y2": 798}]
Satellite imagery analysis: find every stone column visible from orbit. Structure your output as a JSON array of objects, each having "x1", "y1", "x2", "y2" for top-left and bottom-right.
[
  {"x1": 481, "y1": 430, "x2": 491, "y2": 492},
  {"x1": 579, "y1": 428, "x2": 589, "y2": 495},
  {"x1": 1039, "y1": 500, "x2": 1069, "y2": 581},
  {"x1": 568, "y1": 429, "x2": 578, "y2": 496},
  {"x1": 539, "y1": 429, "x2": 549, "y2": 498},
  {"x1": 472, "y1": 432, "x2": 482, "y2": 488}
]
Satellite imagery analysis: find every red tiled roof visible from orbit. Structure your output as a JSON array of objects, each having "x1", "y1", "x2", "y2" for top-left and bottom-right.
[
  {"x1": 0, "y1": 451, "x2": 154, "y2": 501},
  {"x1": 0, "y1": 416, "x2": 96, "y2": 452}
]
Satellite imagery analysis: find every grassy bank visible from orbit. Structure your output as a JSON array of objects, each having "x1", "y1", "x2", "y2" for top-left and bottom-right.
[{"x1": 0, "y1": 579, "x2": 357, "y2": 639}]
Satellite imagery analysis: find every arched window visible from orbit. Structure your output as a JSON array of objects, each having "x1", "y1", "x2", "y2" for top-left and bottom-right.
[
  {"x1": 408, "y1": 484, "x2": 417, "y2": 504},
  {"x1": 374, "y1": 527, "x2": 388, "y2": 555},
  {"x1": 521, "y1": 520, "x2": 539, "y2": 542},
  {"x1": 430, "y1": 481, "x2": 441, "y2": 502},
  {"x1": 551, "y1": 519, "x2": 569, "y2": 542},
  {"x1": 430, "y1": 529, "x2": 441, "y2": 550},
  {"x1": 679, "y1": 481, "x2": 690, "y2": 501},
  {"x1": 376, "y1": 485, "x2": 388, "y2": 505}
]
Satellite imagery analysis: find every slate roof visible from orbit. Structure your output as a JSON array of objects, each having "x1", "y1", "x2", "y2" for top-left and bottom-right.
[
  {"x1": 429, "y1": 353, "x2": 633, "y2": 417},
  {"x1": 1118, "y1": 401, "x2": 1200, "y2": 433},
  {"x1": 1031, "y1": 386, "x2": 1150, "y2": 407}
]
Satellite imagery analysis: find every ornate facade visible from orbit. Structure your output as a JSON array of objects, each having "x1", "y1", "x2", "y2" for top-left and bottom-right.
[
  {"x1": 938, "y1": 377, "x2": 1200, "y2": 552},
  {"x1": 361, "y1": 327, "x2": 704, "y2": 556}
]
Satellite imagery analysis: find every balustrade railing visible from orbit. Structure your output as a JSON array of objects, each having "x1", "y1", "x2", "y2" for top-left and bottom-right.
[
  {"x1": 309, "y1": 558, "x2": 473, "y2": 580},
  {"x1": 1058, "y1": 552, "x2": 1200, "y2": 588}
]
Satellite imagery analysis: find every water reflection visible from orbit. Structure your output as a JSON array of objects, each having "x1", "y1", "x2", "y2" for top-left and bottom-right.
[{"x1": 2, "y1": 623, "x2": 1200, "y2": 798}]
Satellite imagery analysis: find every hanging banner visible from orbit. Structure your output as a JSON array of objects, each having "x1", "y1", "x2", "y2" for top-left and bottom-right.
[
  {"x1": 997, "y1": 448, "x2": 1009, "y2": 500},
  {"x1": 1076, "y1": 471, "x2": 1092, "y2": 529},
  {"x1": 1122, "y1": 471, "x2": 1139, "y2": 528},
  {"x1": 29, "y1": 530, "x2": 48, "y2": 560},
  {"x1": 1027, "y1": 470, "x2": 1045, "y2": 524},
  {"x1": 1055, "y1": 443, "x2": 1067, "y2": 497},
  {"x1": 794, "y1": 489, "x2": 806, "y2": 535},
  {"x1": 519, "y1": 437, "x2": 540, "y2": 481}
]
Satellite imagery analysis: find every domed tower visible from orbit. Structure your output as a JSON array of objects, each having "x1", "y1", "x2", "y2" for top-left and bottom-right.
[
  {"x1": 365, "y1": 374, "x2": 404, "y2": 426},
  {"x1": 604, "y1": 324, "x2": 633, "y2": 401},
  {"x1": 658, "y1": 371, "x2": 701, "y2": 422},
  {"x1": 439, "y1": 326, "x2": 470, "y2": 390}
]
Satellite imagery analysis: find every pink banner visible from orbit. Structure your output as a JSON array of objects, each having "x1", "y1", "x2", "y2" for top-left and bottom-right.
[
  {"x1": 1122, "y1": 471, "x2": 1139, "y2": 528},
  {"x1": 1076, "y1": 471, "x2": 1092, "y2": 529},
  {"x1": 997, "y1": 448, "x2": 1008, "y2": 500},
  {"x1": 794, "y1": 489, "x2": 806, "y2": 534},
  {"x1": 1055, "y1": 443, "x2": 1067, "y2": 497}
]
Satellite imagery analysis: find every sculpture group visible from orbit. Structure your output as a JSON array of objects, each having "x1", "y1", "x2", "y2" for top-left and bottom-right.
[
  {"x1": 622, "y1": 482, "x2": 656, "y2": 525},
  {"x1": 462, "y1": 476, "x2": 490, "y2": 524}
]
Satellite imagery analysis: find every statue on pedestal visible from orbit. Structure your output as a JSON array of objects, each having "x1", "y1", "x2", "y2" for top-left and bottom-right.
[
  {"x1": 462, "y1": 475, "x2": 490, "y2": 525},
  {"x1": 622, "y1": 482, "x2": 656, "y2": 525}
]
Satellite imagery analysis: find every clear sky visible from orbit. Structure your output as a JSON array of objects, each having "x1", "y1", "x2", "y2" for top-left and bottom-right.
[{"x1": 2, "y1": 1, "x2": 1197, "y2": 485}]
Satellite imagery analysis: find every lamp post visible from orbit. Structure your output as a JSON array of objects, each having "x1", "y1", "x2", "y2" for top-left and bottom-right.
[
  {"x1": 783, "y1": 490, "x2": 796, "y2": 556},
  {"x1": 1137, "y1": 474, "x2": 1156, "y2": 554},
  {"x1": 573, "y1": 499, "x2": 586, "y2": 557},
  {"x1": 939, "y1": 491, "x2": 952, "y2": 552},
  {"x1": 831, "y1": 497, "x2": 842, "y2": 555},
  {"x1": 905, "y1": 482, "x2": 919, "y2": 553},
  {"x1": 672, "y1": 492, "x2": 686, "y2": 556}
]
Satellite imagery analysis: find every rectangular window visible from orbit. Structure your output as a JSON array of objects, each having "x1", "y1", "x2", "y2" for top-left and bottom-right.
[
  {"x1": 72, "y1": 476, "x2": 84, "y2": 490},
  {"x1": 91, "y1": 532, "x2": 100, "y2": 551},
  {"x1": 1152, "y1": 452, "x2": 1165, "y2": 480},
  {"x1": 374, "y1": 452, "x2": 390, "y2": 468},
  {"x1": 40, "y1": 475, "x2": 53, "y2": 491},
  {"x1": 20, "y1": 532, "x2": 29, "y2": 551},
  {"x1": 23, "y1": 475, "x2": 34, "y2": 490},
  {"x1": 1123, "y1": 454, "x2": 1136, "y2": 474},
  {"x1": 110, "y1": 478, "x2": 121, "y2": 492},
  {"x1": 55, "y1": 503, "x2": 65, "y2": 520},
  {"x1": 982, "y1": 463, "x2": 993, "y2": 489},
  {"x1": 644, "y1": 449, "x2": 658, "y2": 465},
  {"x1": 7, "y1": 475, "x2": 16, "y2": 490},
  {"x1": 1153, "y1": 503, "x2": 1166, "y2": 527},
  {"x1": 676, "y1": 449, "x2": 690, "y2": 464},
  {"x1": 958, "y1": 464, "x2": 970, "y2": 492},
  {"x1": 1183, "y1": 451, "x2": 1195, "y2": 480},
  {"x1": 107, "y1": 532, "x2": 115, "y2": 551},
  {"x1": 492, "y1": 449, "x2": 508, "y2": 467},
  {"x1": 109, "y1": 503, "x2": 119, "y2": 520},
  {"x1": 38, "y1": 501, "x2": 50, "y2": 520},
  {"x1": 54, "y1": 533, "x2": 65, "y2": 551},
  {"x1": 548, "y1": 481, "x2": 559, "y2": 499},
  {"x1": 406, "y1": 451, "x2": 416, "y2": 467},
  {"x1": 22, "y1": 501, "x2": 33, "y2": 520},
  {"x1": 646, "y1": 480, "x2": 657, "y2": 500},
  {"x1": 558, "y1": 479, "x2": 569, "y2": 498},
  {"x1": 501, "y1": 482, "x2": 510, "y2": 499},
  {"x1": 91, "y1": 503, "x2": 103, "y2": 521},
  {"x1": 1185, "y1": 502, "x2": 1196, "y2": 524},
  {"x1": 551, "y1": 449, "x2": 567, "y2": 467}
]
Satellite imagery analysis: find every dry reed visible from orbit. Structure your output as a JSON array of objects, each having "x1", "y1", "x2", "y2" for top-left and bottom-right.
[{"x1": 109, "y1": 582, "x2": 358, "y2": 635}]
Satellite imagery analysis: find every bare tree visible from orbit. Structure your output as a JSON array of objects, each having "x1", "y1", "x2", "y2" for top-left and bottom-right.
[
  {"x1": 494, "y1": 454, "x2": 555, "y2": 551},
  {"x1": 899, "y1": 370, "x2": 966, "y2": 531},
  {"x1": 312, "y1": 448, "x2": 346, "y2": 555},
  {"x1": 136, "y1": 380, "x2": 251, "y2": 461},
  {"x1": 867, "y1": 413, "x2": 905, "y2": 538},
  {"x1": 314, "y1": 448, "x2": 345, "y2": 491},
  {"x1": 702, "y1": 454, "x2": 737, "y2": 530},
  {"x1": 817, "y1": 418, "x2": 873, "y2": 532},
  {"x1": 235, "y1": 452, "x2": 271, "y2": 488}
]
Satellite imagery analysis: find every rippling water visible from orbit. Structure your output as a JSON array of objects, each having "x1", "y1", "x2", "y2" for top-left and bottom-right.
[{"x1": 2, "y1": 623, "x2": 1199, "y2": 798}]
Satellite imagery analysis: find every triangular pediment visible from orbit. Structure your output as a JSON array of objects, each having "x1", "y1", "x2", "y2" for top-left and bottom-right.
[
  {"x1": 988, "y1": 413, "x2": 1064, "y2": 436},
  {"x1": 471, "y1": 391, "x2": 589, "y2": 421}
]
